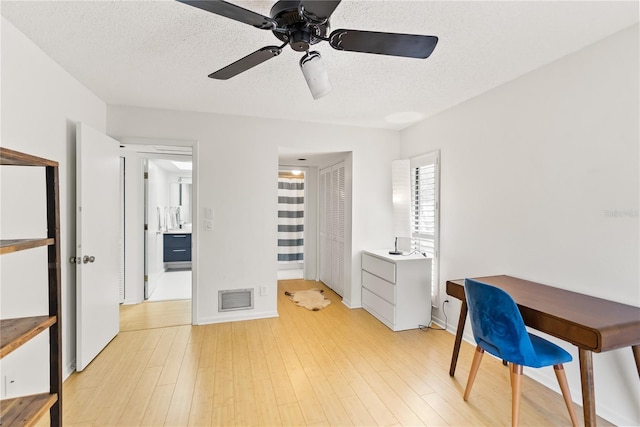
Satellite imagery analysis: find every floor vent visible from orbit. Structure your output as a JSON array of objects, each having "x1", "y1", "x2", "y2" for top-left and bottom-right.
[{"x1": 219, "y1": 288, "x2": 254, "y2": 312}]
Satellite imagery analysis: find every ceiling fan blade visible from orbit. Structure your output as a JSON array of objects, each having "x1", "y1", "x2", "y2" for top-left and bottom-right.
[
  {"x1": 209, "y1": 46, "x2": 282, "y2": 80},
  {"x1": 177, "y1": 0, "x2": 276, "y2": 30},
  {"x1": 299, "y1": 0, "x2": 342, "y2": 22},
  {"x1": 329, "y1": 29, "x2": 438, "y2": 59}
]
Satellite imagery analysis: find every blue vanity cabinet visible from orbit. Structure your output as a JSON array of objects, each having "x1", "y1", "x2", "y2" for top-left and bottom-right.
[{"x1": 163, "y1": 233, "x2": 191, "y2": 263}]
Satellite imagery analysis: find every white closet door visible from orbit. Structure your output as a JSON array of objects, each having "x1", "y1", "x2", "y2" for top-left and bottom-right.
[
  {"x1": 331, "y1": 164, "x2": 345, "y2": 296},
  {"x1": 319, "y1": 162, "x2": 345, "y2": 296},
  {"x1": 319, "y1": 167, "x2": 331, "y2": 286}
]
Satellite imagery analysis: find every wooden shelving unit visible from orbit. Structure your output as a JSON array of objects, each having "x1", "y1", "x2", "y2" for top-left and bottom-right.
[{"x1": 0, "y1": 147, "x2": 62, "y2": 426}]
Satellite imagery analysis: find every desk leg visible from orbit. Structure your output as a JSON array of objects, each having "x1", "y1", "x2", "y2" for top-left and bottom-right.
[
  {"x1": 449, "y1": 299, "x2": 468, "y2": 376},
  {"x1": 632, "y1": 345, "x2": 640, "y2": 379},
  {"x1": 579, "y1": 348, "x2": 596, "y2": 427}
]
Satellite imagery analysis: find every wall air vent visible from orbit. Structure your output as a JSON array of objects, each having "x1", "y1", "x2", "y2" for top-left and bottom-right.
[{"x1": 219, "y1": 288, "x2": 254, "y2": 312}]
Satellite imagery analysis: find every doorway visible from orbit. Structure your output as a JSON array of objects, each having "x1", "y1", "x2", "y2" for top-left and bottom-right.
[
  {"x1": 277, "y1": 149, "x2": 350, "y2": 289},
  {"x1": 145, "y1": 158, "x2": 192, "y2": 302},
  {"x1": 277, "y1": 168, "x2": 306, "y2": 280},
  {"x1": 119, "y1": 141, "x2": 196, "y2": 329}
]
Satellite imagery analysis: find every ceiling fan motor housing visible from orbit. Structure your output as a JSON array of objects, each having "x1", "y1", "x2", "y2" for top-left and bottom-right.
[
  {"x1": 291, "y1": 30, "x2": 312, "y2": 51},
  {"x1": 270, "y1": 0, "x2": 329, "y2": 51}
]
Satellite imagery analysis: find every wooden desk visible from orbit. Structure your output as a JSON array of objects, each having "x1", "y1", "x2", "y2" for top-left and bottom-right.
[{"x1": 446, "y1": 275, "x2": 640, "y2": 427}]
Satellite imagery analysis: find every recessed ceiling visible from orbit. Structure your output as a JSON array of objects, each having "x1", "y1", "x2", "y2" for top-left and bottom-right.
[{"x1": 2, "y1": 1, "x2": 637, "y2": 130}]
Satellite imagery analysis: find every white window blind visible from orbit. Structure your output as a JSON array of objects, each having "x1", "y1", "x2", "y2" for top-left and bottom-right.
[{"x1": 410, "y1": 151, "x2": 440, "y2": 307}]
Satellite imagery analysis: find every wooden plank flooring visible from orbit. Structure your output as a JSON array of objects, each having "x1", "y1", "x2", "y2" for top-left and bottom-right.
[
  {"x1": 39, "y1": 279, "x2": 613, "y2": 426},
  {"x1": 120, "y1": 299, "x2": 191, "y2": 331}
]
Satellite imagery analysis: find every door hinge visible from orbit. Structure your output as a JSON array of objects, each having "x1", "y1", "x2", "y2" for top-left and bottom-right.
[
  {"x1": 144, "y1": 275, "x2": 148, "y2": 282},
  {"x1": 144, "y1": 172, "x2": 148, "y2": 179},
  {"x1": 144, "y1": 224, "x2": 148, "y2": 231}
]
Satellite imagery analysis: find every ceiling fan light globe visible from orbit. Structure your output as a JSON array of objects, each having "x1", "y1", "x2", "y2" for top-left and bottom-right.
[{"x1": 300, "y1": 51, "x2": 332, "y2": 99}]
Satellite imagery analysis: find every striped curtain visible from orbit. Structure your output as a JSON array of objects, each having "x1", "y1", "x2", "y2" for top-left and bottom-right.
[{"x1": 278, "y1": 175, "x2": 304, "y2": 262}]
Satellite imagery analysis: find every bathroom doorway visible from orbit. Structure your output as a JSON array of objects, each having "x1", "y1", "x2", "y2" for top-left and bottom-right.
[
  {"x1": 145, "y1": 157, "x2": 192, "y2": 302},
  {"x1": 119, "y1": 140, "x2": 196, "y2": 326},
  {"x1": 277, "y1": 168, "x2": 306, "y2": 280}
]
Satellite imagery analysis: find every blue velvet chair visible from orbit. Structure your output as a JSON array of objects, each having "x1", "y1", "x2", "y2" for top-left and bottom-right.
[{"x1": 463, "y1": 278, "x2": 578, "y2": 427}]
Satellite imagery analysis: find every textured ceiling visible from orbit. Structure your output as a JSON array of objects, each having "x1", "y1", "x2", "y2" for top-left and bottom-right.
[{"x1": 2, "y1": 1, "x2": 638, "y2": 130}]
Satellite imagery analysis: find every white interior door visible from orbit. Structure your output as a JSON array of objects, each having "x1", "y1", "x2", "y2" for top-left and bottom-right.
[
  {"x1": 331, "y1": 164, "x2": 345, "y2": 296},
  {"x1": 319, "y1": 167, "x2": 331, "y2": 286},
  {"x1": 76, "y1": 122, "x2": 120, "y2": 371},
  {"x1": 319, "y1": 162, "x2": 345, "y2": 296}
]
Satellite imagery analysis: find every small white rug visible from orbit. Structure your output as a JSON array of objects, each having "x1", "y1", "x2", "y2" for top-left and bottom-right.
[{"x1": 284, "y1": 288, "x2": 331, "y2": 311}]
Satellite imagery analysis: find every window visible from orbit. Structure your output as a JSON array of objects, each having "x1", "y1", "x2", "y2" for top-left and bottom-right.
[{"x1": 410, "y1": 151, "x2": 440, "y2": 306}]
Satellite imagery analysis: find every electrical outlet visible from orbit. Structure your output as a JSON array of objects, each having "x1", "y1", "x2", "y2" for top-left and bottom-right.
[{"x1": 260, "y1": 285, "x2": 268, "y2": 296}]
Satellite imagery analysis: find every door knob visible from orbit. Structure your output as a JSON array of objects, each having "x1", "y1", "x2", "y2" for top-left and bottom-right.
[{"x1": 82, "y1": 255, "x2": 96, "y2": 264}]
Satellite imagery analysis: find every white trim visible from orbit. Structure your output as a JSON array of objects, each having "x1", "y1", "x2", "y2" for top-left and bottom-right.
[{"x1": 197, "y1": 311, "x2": 279, "y2": 325}]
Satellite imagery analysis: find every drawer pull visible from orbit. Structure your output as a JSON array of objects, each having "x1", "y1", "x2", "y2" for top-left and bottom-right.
[
  {"x1": 172, "y1": 249, "x2": 187, "y2": 252},
  {"x1": 172, "y1": 235, "x2": 187, "y2": 238}
]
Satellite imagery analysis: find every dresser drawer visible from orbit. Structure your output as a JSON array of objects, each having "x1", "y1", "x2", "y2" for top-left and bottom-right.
[
  {"x1": 164, "y1": 233, "x2": 191, "y2": 248},
  {"x1": 362, "y1": 270, "x2": 395, "y2": 304},
  {"x1": 362, "y1": 288, "x2": 394, "y2": 325},
  {"x1": 164, "y1": 247, "x2": 191, "y2": 262},
  {"x1": 362, "y1": 253, "x2": 396, "y2": 283}
]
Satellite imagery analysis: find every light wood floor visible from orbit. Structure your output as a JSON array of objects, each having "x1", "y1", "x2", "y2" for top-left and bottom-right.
[
  {"x1": 120, "y1": 299, "x2": 192, "y2": 331},
  {"x1": 44, "y1": 280, "x2": 612, "y2": 426}
]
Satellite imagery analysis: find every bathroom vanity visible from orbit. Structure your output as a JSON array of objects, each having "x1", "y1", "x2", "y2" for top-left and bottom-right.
[{"x1": 163, "y1": 229, "x2": 191, "y2": 270}]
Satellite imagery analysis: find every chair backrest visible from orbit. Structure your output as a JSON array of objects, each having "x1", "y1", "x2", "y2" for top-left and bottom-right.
[{"x1": 464, "y1": 278, "x2": 537, "y2": 366}]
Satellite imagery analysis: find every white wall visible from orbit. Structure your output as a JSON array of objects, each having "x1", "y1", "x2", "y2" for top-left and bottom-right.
[
  {"x1": 400, "y1": 25, "x2": 639, "y2": 426},
  {"x1": 1, "y1": 17, "x2": 107, "y2": 392},
  {"x1": 107, "y1": 107, "x2": 399, "y2": 320}
]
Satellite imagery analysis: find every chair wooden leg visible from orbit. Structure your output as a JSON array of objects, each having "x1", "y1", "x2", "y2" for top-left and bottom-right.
[
  {"x1": 510, "y1": 363, "x2": 523, "y2": 427},
  {"x1": 464, "y1": 346, "x2": 484, "y2": 401},
  {"x1": 554, "y1": 364, "x2": 579, "y2": 427}
]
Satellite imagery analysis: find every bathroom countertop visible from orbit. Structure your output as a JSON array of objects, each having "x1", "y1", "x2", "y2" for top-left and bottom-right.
[{"x1": 163, "y1": 227, "x2": 192, "y2": 234}]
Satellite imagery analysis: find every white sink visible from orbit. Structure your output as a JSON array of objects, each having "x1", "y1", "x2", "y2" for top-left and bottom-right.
[{"x1": 166, "y1": 224, "x2": 191, "y2": 234}]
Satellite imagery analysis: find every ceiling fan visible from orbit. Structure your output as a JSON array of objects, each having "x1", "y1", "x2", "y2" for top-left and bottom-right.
[{"x1": 177, "y1": 0, "x2": 438, "y2": 99}]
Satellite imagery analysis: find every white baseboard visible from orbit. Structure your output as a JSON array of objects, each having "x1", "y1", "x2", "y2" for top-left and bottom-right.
[{"x1": 195, "y1": 310, "x2": 279, "y2": 325}]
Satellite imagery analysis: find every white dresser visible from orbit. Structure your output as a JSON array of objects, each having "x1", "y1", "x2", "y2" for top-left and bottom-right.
[{"x1": 361, "y1": 250, "x2": 432, "y2": 331}]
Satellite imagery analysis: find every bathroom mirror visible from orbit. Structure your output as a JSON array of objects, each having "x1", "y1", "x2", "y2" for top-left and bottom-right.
[{"x1": 169, "y1": 179, "x2": 192, "y2": 224}]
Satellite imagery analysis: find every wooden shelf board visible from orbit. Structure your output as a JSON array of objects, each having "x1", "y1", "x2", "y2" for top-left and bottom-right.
[
  {"x1": 0, "y1": 316, "x2": 57, "y2": 359},
  {"x1": 0, "y1": 393, "x2": 57, "y2": 426},
  {"x1": 0, "y1": 147, "x2": 58, "y2": 167},
  {"x1": 0, "y1": 239, "x2": 55, "y2": 255}
]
